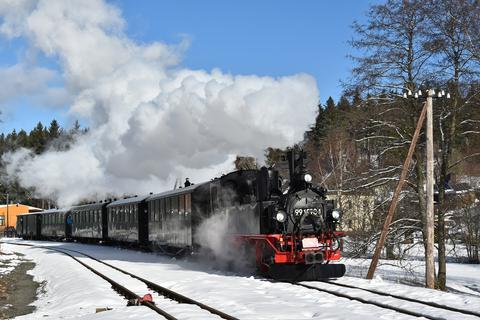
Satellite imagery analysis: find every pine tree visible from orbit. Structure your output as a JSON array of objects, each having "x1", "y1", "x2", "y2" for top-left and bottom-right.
[
  {"x1": 17, "y1": 130, "x2": 28, "y2": 148},
  {"x1": 48, "y1": 119, "x2": 61, "y2": 140},
  {"x1": 29, "y1": 122, "x2": 46, "y2": 154}
]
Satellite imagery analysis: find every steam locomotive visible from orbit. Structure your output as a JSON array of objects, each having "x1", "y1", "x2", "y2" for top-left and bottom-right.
[{"x1": 16, "y1": 149, "x2": 346, "y2": 281}]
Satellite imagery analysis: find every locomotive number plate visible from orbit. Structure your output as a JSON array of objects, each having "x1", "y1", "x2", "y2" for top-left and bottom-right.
[{"x1": 302, "y1": 237, "x2": 319, "y2": 249}]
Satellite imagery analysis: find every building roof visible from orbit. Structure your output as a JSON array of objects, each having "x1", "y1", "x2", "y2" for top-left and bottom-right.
[{"x1": 0, "y1": 204, "x2": 44, "y2": 211}]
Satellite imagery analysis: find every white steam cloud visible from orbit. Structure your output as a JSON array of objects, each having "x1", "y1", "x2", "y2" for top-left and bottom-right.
[{"x1": 0, "y1": 0, "x2": 319, "y2": 206}]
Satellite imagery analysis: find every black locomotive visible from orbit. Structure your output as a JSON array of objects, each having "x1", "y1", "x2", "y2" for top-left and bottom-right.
[{"x1": 16, "y1": 149, "x2": 345, "y2": 280}]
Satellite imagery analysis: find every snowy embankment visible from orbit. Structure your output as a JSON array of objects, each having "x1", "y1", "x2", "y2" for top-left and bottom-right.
[{"x1": 2, "y1": 239, "x2": 480, "y2": 320}]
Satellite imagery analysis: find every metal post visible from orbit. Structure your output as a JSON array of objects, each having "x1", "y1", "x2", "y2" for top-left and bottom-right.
[
  {"x1": 425, "y1": 90, "x2": 435, "y2": 289},
  {"x1": 367, "y1": 101, "x2": 428, "y2": 279},
  {"x1": 6, "y1": 193, "x2": 8, "y2": 229}
]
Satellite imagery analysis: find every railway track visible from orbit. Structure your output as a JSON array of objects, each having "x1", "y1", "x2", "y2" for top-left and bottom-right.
[
  {"x1": 2, "y1": 242, "x2": 238, "y2": 320},
  {"x1": 292, "y1": 280, "x2": 480, "y2": 320}
]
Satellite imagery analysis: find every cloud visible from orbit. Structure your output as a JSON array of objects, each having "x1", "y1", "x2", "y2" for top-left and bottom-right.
[
  {"x1": 0, "y1": 63, "x2": 57, "y2": 103},
  {"x1": 0, "y1": 0, "x2": 319, "y2": 206}
]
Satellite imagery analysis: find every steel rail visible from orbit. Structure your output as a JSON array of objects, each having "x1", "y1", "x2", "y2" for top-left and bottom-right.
[
  {"x1": 3, "y1": 241, "x2": 238, "y2": 320},
  {"x1": 292, "y1": 282, "x2": 446, "y2": 320},
  {"x1": 58, "y1": 246, "x2": 238, "y2": 320},
  {"x1": 1, "y1": 241, "x2": 176, "y2": 319},
  {"x1": 322, "y1": 280, "x2": 480, "y2": 318}
]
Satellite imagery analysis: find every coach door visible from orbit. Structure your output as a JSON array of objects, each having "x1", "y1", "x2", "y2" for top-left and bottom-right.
[{"x1": 65, "y1": 213, "x2": 73, "y2": 238}]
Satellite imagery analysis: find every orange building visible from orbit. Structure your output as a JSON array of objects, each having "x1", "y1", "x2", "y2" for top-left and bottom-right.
[{"x1": 0, "y1": 204, "x2": 43, "y2": 233}]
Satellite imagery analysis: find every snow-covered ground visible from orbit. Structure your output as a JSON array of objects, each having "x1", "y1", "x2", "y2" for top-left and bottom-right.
[
  {"x1": 0, "y1": 248, "x2": 23, "y2": 275},
  {"x1": 2, "y1": 238, "x2": 480, "y2": 319}
]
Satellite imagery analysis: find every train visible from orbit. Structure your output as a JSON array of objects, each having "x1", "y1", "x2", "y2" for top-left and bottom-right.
[{"x1": 16, "y1": 149, "x2": 346, "y2": 281}]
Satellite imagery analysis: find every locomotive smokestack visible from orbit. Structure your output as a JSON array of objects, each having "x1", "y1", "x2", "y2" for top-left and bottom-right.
[{"x1": 286, "y1": 148, "x2": 308, "y2": 192}]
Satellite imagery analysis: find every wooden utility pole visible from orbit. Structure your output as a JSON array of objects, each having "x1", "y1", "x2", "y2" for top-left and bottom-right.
[
  {"x1": 367, "y1": 101, "x2": 428, "y2": 280},
  {"x1": 6, "y1": 193, "x2": 8, "y2": 228},
  {"x1": 425, "y1": 90, "x2": 435, "y2": 288}
]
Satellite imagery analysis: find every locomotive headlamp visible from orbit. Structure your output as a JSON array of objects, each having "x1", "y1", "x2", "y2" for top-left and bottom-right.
[
  {"x1": 304, "y1": 174, "x2": 312, "y2": 182},
  {"x1": 331, "y1": 209, "x2": 341, "y2": 220},
  {"x1": 276, "y1": 210, "x2": 287, "y2": 223}
]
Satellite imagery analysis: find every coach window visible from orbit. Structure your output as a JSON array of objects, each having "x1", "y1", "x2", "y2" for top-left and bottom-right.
[
  {"x1": 211, "y1": 186, "x2": 219, "y2": 211},
  {"x1": 156, "y1": 199, "x2": 160, "y2": 222},
  {"x1": 152, "y1": 200, "x2": 157, "y2": 222},
  {"x1": 179, "y1": 194, "x2": 185, "y2": 218},
  {"x1": 165, "y1": 197, "x2": 171, "y2": 216},
  {"x1": 185, "y1": 194, "x2": 191, "y2": 215},
  {"x1": 172, "y1": 196, "x2": 178, "y2": 217},
  {"x1": 148, "y1": 202, "x2": 152, "y2": 222}
]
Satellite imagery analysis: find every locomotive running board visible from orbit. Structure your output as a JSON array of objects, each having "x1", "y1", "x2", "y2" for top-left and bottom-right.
[{"x1": 268, "y1": 263, "x2": 346, "y2": 281}]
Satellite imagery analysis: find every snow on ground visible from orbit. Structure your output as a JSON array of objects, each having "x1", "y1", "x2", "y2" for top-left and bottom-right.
[
  {"x1": 343, "y1": 256, "x2": 480, "y2": 296},
  {"x1": 0, "y1": 245, "x2": 23, "y2": 275},
  {"x1": 2, "y1": 238, "x2": 480, "y2": 320}
]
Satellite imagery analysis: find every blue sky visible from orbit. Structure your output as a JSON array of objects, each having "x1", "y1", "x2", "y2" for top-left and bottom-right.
[{"x1": 0, "y1": 0, "x2": 379, "y2": 134}]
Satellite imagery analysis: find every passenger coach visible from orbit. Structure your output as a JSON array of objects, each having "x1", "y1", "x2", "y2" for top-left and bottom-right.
[
  {"x1": 106, "y1": 195, "x2": 148, "y2": 245},
  {"x1": 146, "y1": 183, "x2": 199, "y2": 252},
  {"x1": 70, "y1": 202, "x2": 109, "y2": 242},
  {"x1": 41, "y1": 209, "x2": 70, "y2": 239},
  {"x1": 16, "y1": 212, "x2": 42, "y2": 239}
]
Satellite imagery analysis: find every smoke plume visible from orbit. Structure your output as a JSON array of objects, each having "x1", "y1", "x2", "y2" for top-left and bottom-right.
[{"x1": 0, "y1": 0, "x2": 319, "y2": 206}]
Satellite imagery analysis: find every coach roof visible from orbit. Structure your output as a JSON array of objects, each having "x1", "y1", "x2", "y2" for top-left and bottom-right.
[
  {"x1": 107, "y1": 194, "x2": 150, "y2": 207},
  {"x1": 147, "y1": 182, "x2": 206, "y2": 202}
]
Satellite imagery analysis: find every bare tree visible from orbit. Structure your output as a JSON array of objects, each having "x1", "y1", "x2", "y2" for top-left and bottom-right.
[
  {"x1": 348, "y1": 0, "x2": 435, "y2": 278},
  {"x1": 425, "y1": 0, "x2": 480, "y2": 290}
]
